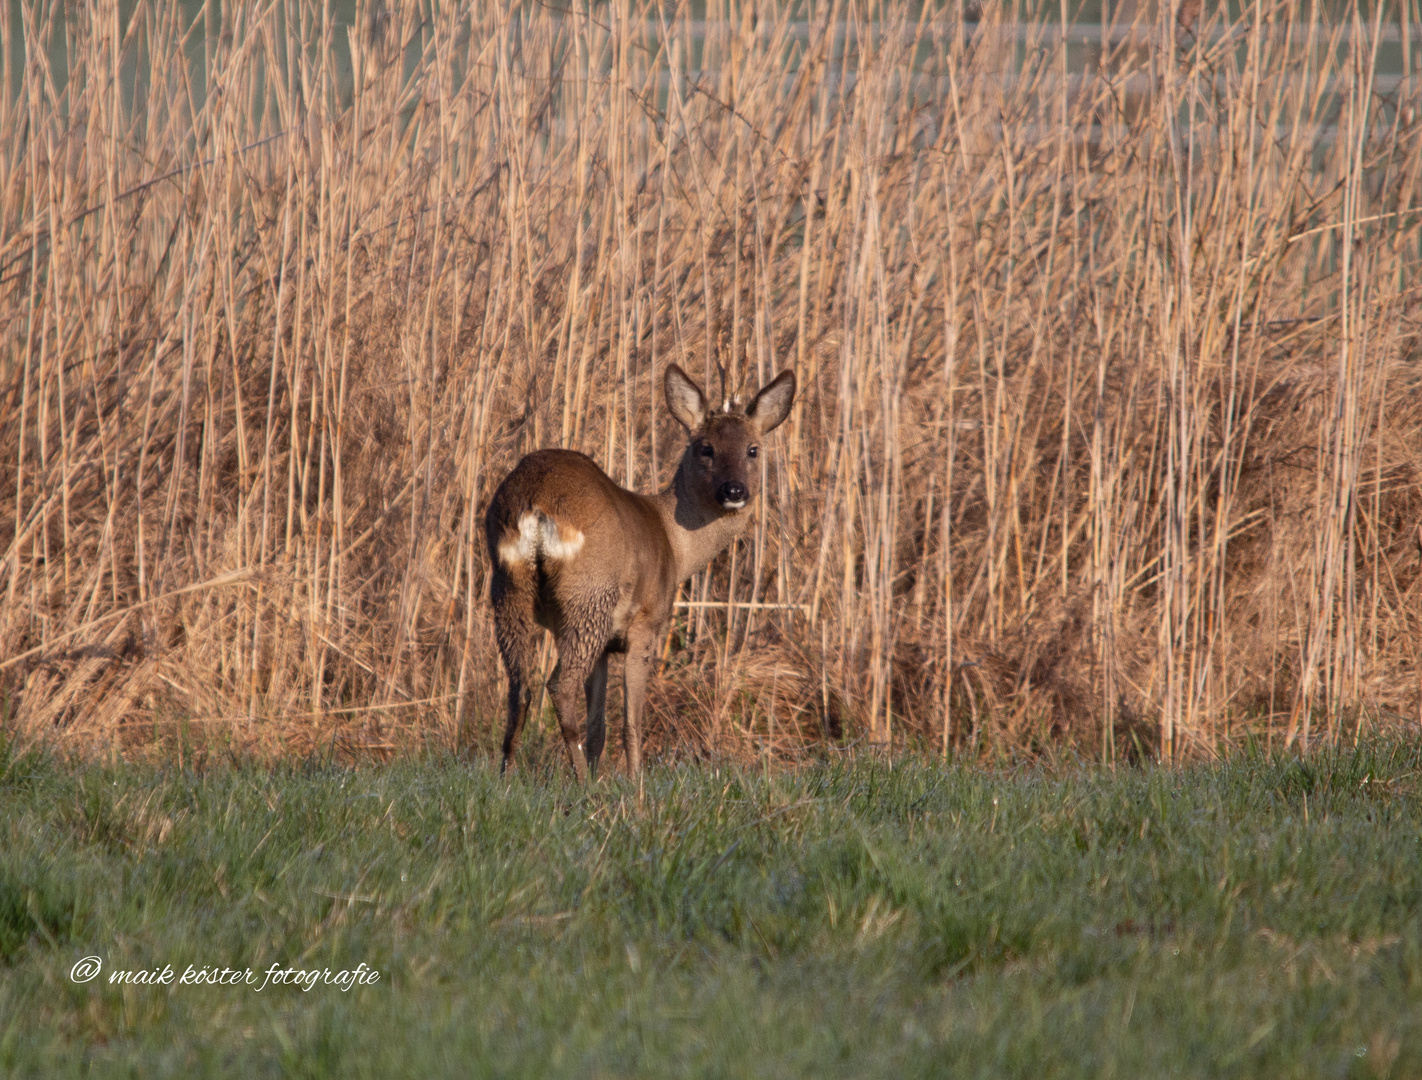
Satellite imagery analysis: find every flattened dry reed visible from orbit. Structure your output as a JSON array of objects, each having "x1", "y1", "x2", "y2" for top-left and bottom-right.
[{"x1": 2, "y1": 0, "x2": 1420, "y2": 764}]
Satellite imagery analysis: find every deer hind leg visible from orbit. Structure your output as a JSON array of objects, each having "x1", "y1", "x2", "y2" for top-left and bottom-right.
[
  {"x1": 548, "y1": 591, "x2": 617, "y2": 783},
  {"x1": 491, "y1": 566, "x2": 539, "y2": 774},
  {"x1": 583, "y1": 648, "x2": 611, "y2": 778}
]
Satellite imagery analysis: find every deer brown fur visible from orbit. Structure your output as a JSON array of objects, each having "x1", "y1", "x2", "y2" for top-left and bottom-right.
[{"x1": 485, "y1": 364, "x2": 797, "y2": 779}]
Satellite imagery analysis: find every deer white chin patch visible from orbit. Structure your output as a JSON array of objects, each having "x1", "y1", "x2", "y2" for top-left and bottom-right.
[
  {"x1": 498, "y1": 511, "x2": 585, "y2": 566},
  {"x1": 720, "y1": 499, "x2": 747, "y2": 511}
]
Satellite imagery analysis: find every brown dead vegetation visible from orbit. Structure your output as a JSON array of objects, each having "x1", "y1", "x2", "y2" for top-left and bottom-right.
[{"x1": 2, "y1": 0, "x2": 1421, "y2": 766}]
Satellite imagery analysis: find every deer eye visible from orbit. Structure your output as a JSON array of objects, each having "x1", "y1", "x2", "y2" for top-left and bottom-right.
[
  {"x1": 747, "y1": 446, "x2": 759, "y2": 459},
  {"x1": 699, "y1": 444, "x2": 714, "y2": 458}
]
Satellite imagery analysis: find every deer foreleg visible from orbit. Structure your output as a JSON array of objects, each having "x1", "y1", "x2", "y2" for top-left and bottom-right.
[{"x1": 621, "y1": 622, "x2": 662, "y2": 775}]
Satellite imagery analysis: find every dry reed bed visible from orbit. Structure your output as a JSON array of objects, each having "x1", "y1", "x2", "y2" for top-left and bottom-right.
[{"x1": 1, "y1": 0, "x2": 1420, "y2": 764}]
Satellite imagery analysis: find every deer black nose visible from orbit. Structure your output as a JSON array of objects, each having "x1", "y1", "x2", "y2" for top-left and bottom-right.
[{"x1": 717, "y1": 481, "x2": 748, "y2": 507}]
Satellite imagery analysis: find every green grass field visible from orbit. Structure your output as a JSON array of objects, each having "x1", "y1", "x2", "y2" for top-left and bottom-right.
[{"x1": 2, "y1": 739, "x2": 1420, "y2": 1078}]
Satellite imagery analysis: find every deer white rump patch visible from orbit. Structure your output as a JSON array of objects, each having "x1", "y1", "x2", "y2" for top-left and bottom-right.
[{"x1": 498, "y1": 511, "x2": 585, "y2": 567}]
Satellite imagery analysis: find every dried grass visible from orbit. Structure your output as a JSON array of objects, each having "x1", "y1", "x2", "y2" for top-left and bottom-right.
[{"x1": 3, "y1": 0, "x2": 1421, "y2": 765}]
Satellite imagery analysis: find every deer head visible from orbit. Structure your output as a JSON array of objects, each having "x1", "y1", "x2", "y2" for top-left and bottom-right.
[{"x1": 664, "y1": 364, "x2": 797, "y2": 514}]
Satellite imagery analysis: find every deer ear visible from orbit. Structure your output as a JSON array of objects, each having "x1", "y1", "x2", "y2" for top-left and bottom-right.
[
  {"x1": 664, "y1": 364, "x2": 708, "y2": 431},
  {"x1": 746, "y1": 369, "x2": 797, "y2": 435}
]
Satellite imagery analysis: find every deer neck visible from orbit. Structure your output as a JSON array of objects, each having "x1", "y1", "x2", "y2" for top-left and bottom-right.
[{"x1": 653, "y1": 461, "x2": 751, "y2": 584}]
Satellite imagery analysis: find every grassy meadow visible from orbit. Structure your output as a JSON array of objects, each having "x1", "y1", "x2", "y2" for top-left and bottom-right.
[
  {"x1": 3, "y1": 739, "x2": 1421, "y2": 1077},
  {"x1": 3, "y1": 0, "x2": 1422, "y2": 765}
]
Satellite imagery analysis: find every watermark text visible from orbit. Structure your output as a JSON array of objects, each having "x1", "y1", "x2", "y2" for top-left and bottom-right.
[{"x1": 68, "y1": 956, "x2": 380, "y2": 992}]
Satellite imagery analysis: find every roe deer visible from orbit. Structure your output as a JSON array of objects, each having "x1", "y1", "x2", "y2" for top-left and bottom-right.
[{"x1": 485, "y1": 364, "x2": 797, "y2": 779}]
